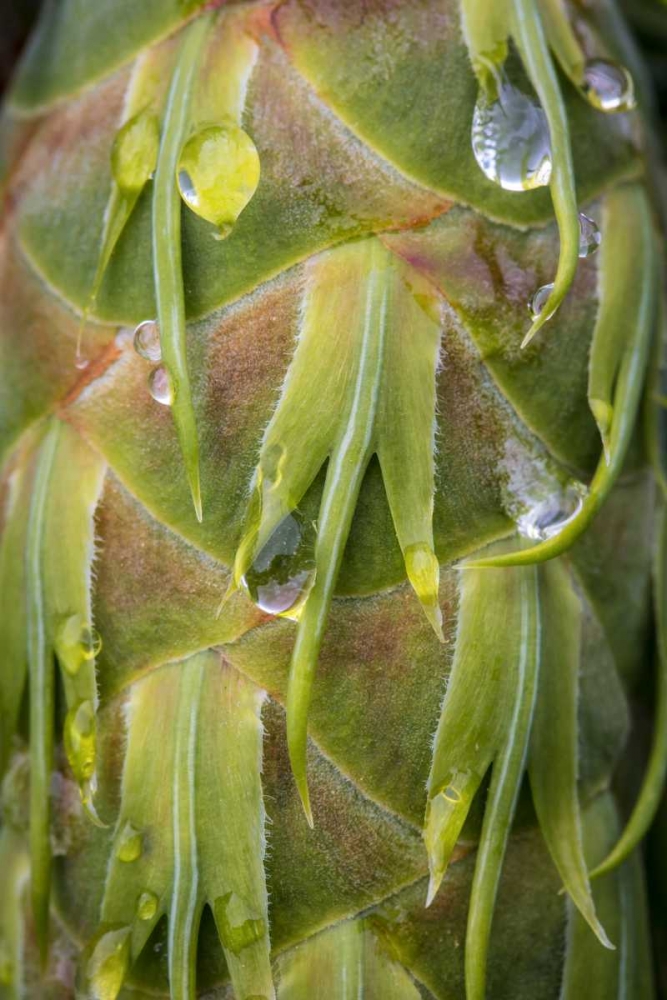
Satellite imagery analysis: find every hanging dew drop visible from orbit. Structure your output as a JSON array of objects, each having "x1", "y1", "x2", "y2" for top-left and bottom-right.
[
  {"x1": 111, "y1": 108, "x2": 161, "y2": 194},
  {"x1": 471, "y1": 77, "x2": 552, "y2": 192},
  {"x1": 578, "y1": 213, "x2": 601, "y2": 258},
  {"x1": 116, "y1": 822, "x2": 143, "y2": 863},
  {"x1": 177, "y1": 123, "x2": 260, "y2": 238},
  {"x1": 137, "y1": 890, "x2": 159, "y2": 921},
  {"x1": 241, "y1": 511, "x2": 316, "y2": 619},
  {"x1": 528, "y1": 282, "x2": 555, "y2": 321},
  {"x1": 148, "y1": 366, "x2": 174, "y2": 406},
  {"x1": 83, "y1": 926, "x2": 131, "y2": 1000},
  {"x1": 64, "y1": 700, "x2": 97, "y2": 785},
  {"x1": 56, "y1": 614, "x2": 102, "y2": 676},
  {"x1": 133, "y1": 320, "x2": 162, "y2": 362},
  {"x1": 582, "y1": 59, "x2": 636, "y2": 113},
  {"x1": 517, "y1": 483, "x2": 587, "y2": 541}
]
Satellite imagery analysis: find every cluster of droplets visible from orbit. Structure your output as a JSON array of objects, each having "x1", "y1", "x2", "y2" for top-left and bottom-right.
[
  {"x1": 529, "y1": 212, "x2": 601, "y2": 322},
  {"x1": 177, "y1": 122, "x2": 260, "y2": 239},
  {"x1": 131, "y1": 319, "x2": 174, "y2": 406},
  {"x1": 516, "y1": 481, "x2": 587, "y2": 541}
]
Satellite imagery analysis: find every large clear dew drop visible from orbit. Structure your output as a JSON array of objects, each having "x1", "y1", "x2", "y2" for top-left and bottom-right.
[
  {"x1": 177, "y1": 123, "x2": 260, "y2": 239},
  {"x1": 528, "y1": 282, "x2": 555, "y2": 321},
  {"x1": 148, "y1": 365, "x2": 174, "y2": 406},
  {"x1": 471, "y1": 78, "x2": 552, "y2": 192},
  {"x1": 241, "y1": 511, "x2": 316, "y2": 619},
  {"x1": 517, "y1": 483, "x2": 586, "y2": 541},
  {"x1": 578, "y1": 213, "x2": 601, "y2": 258},
  {"x1": 133, "y1": 320, "x2": 162, "y2": 362},
  {"x1": 582, "y1": 59, "x2": 636, "y2": 113}
]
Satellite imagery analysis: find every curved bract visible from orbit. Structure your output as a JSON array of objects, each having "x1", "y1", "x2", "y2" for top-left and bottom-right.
[{"x1": 0, "y1": 1, "x2": 663, "y2": 999}]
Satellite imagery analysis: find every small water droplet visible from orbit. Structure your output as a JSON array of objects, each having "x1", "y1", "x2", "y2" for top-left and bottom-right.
[
  {"x1": 582, "y1": 59, "x2": 636, "y2": 113},
  {"x1": 517, "y1": 483, "x2": 586, "y2": 541},
  {"x1": 56, "y1": 614, "x2": 103, "y2": 676},
  {"x1": 64, "y1": 700, "x2": 96, "y2": 786},
  {"x1": 528, "y1": 282, "x2": 555, "y2": 321},
  {"x1": 148, "y1": 366, "x2": 174, "y2": 406},
  {"x1": 442, "y1": 785, "x2": 462, "y2": 803},
  {"x1": 137, "y1": 890, "x2": 158, "y2": 921},
  {"x1": 472, "y1": 76, "x2": 552, "y2": 192},
  {"x1": 241, "y1": 511, "x2": 316, "y2": 619},
  {"x1": 75, "y1": 352, "x2": 90, "y2": 371},
  {"x1": 83, "y1": 925, "x2": 131, "y2": 1000},
  {"x1": 116, "y1": 822, "x2": 143, "y2": 863},
  {"x1": 177, "y1": 123, "x2": 261, "y2": 237},
  {"x1": 578, "y1": 213, "x2": 601, "y2": 258},
  {"x1": 111, "y1": 109, "x2": 160, "y2": 194},
  {"x1": 133, "y1": 320, "x2": 162, "y2": 362},
  {"x1": 213, "y1": 892, "x2": 266, "y2": 956}
]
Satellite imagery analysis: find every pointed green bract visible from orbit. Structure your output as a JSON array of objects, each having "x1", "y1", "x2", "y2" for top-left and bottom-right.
[
  {"x1": 465, "y1": 563, "x2": 540, "y2": 1000},
  {"x1": 0, "y1": 829, "x2": 29, "y2": 1000},
  {"x1": 468, "y1": 200, "x2": 657, "y2": 568},
  {"x1": 510, "y1": 0, "x2": 580, "y2": 345},
  {"x1": 25, "y1": 421, "x2": 59, "y2": 962},
  {"x1": 152, "y1": 13, "x2": 215, "y2": 522},
  {"x1": 589, "y1": 185, "x2": 654, "y2": 457},
  {"x1": 232, "y1": 237, "x2": 443, "y2": 819},
  {"x1": 89, "y1": 652, "x2": 274, "y2": 1000},
  {"x1": 0, "y1": 444, "x2": 32, "y2": 775},
  {"x1": 538, "y1": 0, "x2": 585, "y2": 86},
  {"x1": 561, "y1": 794, "x2": 655, "y2": 998},
  {"x1": 277, "y1": 920, "x2": 421, "y2": 999},
  {"x1": 459, "y1": 0, "x2": 509, "y2": 91},
  {"x1": 589, "y1": 501, "x2": 667, "y2": 880},
  {"x1": 528, "y1": 558, "x2": 610, "y2": 947}
]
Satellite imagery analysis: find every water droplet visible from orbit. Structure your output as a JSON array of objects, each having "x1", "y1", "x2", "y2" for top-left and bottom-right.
[
  {"x1": 517, "y1": 483, "x2": 586, "y2": 541},
  {"x1": 64, "y1": 700, "x2": 96, "y2": 785},
  {"x1": 111, "y1": 109, "x2": 160, "y2": 194},
  {"x1": 442, "y1": 785, "x2": 462, "y2": 803},
  {"x1": 116, "y1": 822, "x2": 143, "y2": 863},
  {"x1": 582, "y1": 59, "x2": 636, "y2": 113},
  {"x1": 528, "y1": 282, "x2": 555, "y2": 321},
  {"x1": 133, "y1": 320, "x2": 162, "y2": 362},
  {"x1": 137, "y1": 890, "x2": 158, "y2": 921},
  {"x1": 177, "y1": 123, "x2": 261, "y2": 238},
  {"x1": 471, "y1": 77, "x2": 552, "y2": 192},
  {"x1": 75, "y1": 352, "x2": 90, "y2": 371},
  {"x1": 213, "y1": 892, "x2": 266, "y2": 956},
  {"x1": 56, "y1": 614, "x2": 103, "y2": 677},
  {"x1": 241, "y1": 512, "x2": 316, "y2": 619},
  {"x1": 148, "y1": 366, "x2": 174, "y2": 406},
  {"x1": 83, "y1": 925, "x2": 131, "y2": 1000},
  {"x1": 578, "y1": 213, "x2": 601, "y2": 258}
]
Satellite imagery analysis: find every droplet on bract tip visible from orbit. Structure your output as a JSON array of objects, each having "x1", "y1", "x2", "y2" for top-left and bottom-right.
[
  {"x1": 82, "y1": 925, "x2": 131, "y2": 1000},
  {"x1": 177, "y1": 123, "x2": 260, "y2": 237},
  {"x1": 578, "y1": 213, "x2": 601, "y2": 258},
  {"x1": 529, "y1": 282, "x2": 555, "y2": 321},
  {"x1": 471, "y1": 76, "x2": 552, "y2": 192},
  {"x1": 137, "y1": 890, "x2": 158, "y2": 922},
  {"x1": 64, "y1": 700, "x2": 97, "y2": 786},
  {"x1": 581, "y1": 59, "x2": 636, "y2": 113},
  {"x1": 241, "y1": 512, "x2": 316, "y2": 619},
  {"x1": 133, "y1": 320, "x2": 162, "y2": 362},
  {"x1": 517, "y1": 483, "x2": 587, "y2": 542},
  {"x1": 111, "y1": 108, "x2": 161, "y2": 194},
  {"x1": 148, "y1": 365, "x2": 174, "y2": 406},
  {"x1": 116, "y1": 822, "x2": 143, "y2": 863},
  {"x1": 56, "y1": 614, "x2": 103, "y2": 677}
]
